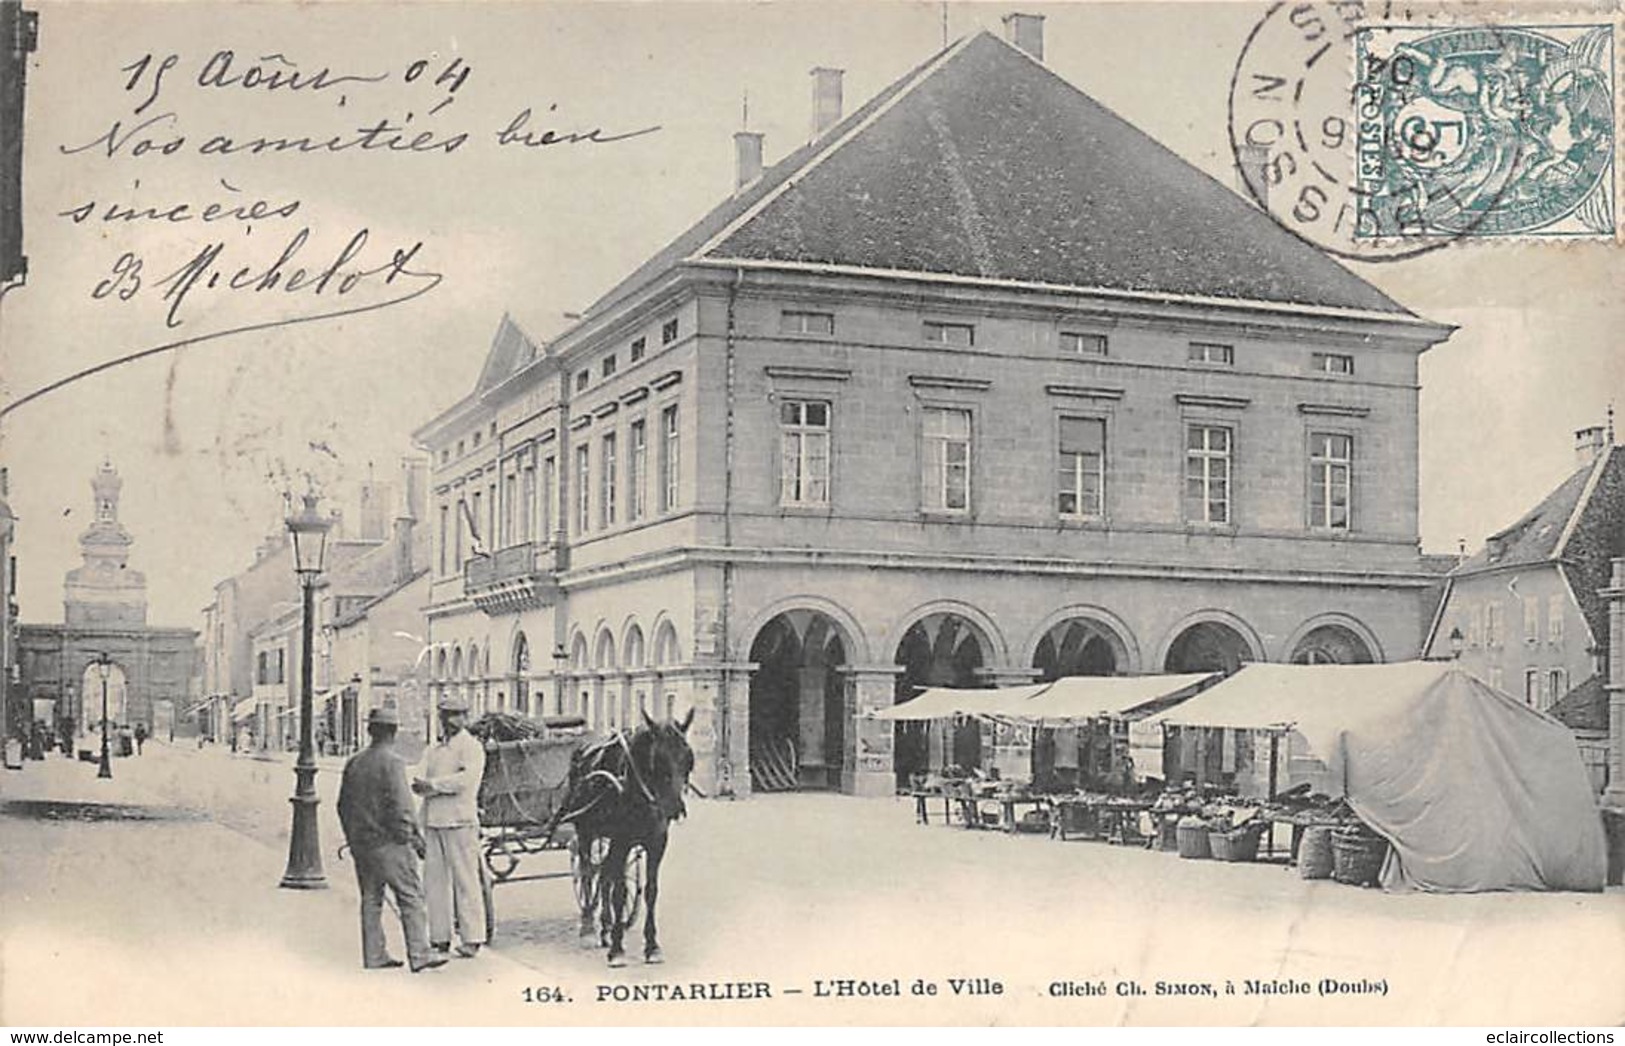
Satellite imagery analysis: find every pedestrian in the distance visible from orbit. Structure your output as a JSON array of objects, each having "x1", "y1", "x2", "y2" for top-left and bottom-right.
[
  {"x1": 134, "y1": 722, "x2": 148, "y2": 755},
  {"x1": 336, "y1": 706, "x2": 446, "y2": 973},
  {"x1": 412, "y1": 695, "x2": 488, "y2": 958}
]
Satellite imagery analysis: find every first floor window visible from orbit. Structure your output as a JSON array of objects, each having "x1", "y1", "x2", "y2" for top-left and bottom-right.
[
  {"x1": 1522, "y1": 596, "x2": 1540, "y2": 642},
  {"x1": 1309, "y1": 432, "x2": 1352, "y2": 530},
  {"x1": 438, "y1": 504, "x2": 449, "y2": 574},
  {"x1": 660, "y1": 405, "x2": 680, "y2": 512},
  {"x1": 1185, "y1": 424, "x2": 1232, "y2": 524},
  {"x1": 1060, "y1": 331, "x2": 1108, "y2": 356},
  {"x1": 1546, "y1": 668, "x2": 1568, "y2": 706},
  {"x1": 575, "y1": 445, "x2": 591, "y2": 533},
  {"x1": 923, "y1": 407, "x2": 971, "y2": 512},
  {"x1": 520, "y1": 466, "x2": 536, "y2": 543},
  {"x1": 503, "y1": 473, "x2": 518, "y2": 546},
  {"x1": 540, "y1": 455, "x2": 556, "y2": 538},
  {"x1": 1547, "y1": 594, "x2": 1564, "y2": 644},
  {"x1": 1058, "y1": 416, "x2": 1105, "y2": 517},
  {"x1": 601, "y1": 433, "x2": 618, "y2": 528},
  {"x1": 629, "y1": 420, "x2": 647, "y2": 521},
  {"x1": 779, "y1": 399, "x2": 831, "y2": 506},
  {"x1": 1523, "y1": 668, "x2": 1539, "y2": 707}
]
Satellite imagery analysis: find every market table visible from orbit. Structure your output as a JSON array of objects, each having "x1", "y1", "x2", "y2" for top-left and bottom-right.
[{"x1": 1049, "y1": 796, "x2": 1153, "y2": 844}]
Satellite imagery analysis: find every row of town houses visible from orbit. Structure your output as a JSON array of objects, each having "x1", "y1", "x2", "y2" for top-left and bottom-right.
[{"x1": 175, "y1": 15, "x2": 1622, "y2": 796}]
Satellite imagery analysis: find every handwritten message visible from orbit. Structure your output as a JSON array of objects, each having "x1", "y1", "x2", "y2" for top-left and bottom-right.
[{"x1": 49, "y1": 46, "x2": 661, "y2": 346}]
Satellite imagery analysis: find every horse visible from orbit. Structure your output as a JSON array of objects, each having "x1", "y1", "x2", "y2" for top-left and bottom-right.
[{"x1": 559, "y1": 708, "x2": 696, "y2": 967}]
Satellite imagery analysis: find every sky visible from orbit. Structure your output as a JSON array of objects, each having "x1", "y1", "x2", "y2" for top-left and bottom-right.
[{"x1": 1, "y1": 0, "x2": 1620, "y2": 629}]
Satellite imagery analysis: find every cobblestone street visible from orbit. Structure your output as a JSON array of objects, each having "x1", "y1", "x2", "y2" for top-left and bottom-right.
[{"x1": 3, "y1": 742, "x2": 1622, "y2": 1026}]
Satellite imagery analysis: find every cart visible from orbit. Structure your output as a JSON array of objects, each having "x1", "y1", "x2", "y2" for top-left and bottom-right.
[{"x1": 475, "y1": 727, "x2": 644, "y2": 941}]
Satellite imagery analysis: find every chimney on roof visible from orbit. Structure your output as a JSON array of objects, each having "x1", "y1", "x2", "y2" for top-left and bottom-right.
[
  {"x1": 1002, "y1": 12, "x2": 1045, "y2": 61},
  {"x1": 733, "y1": 130, "x2": 764, "y2": 190},
  {"x1": 1236, "y1": 142, "x2": 1270, "y2": 209},
  {"x1": 1576, "y1": 424, "x2": 1608, "y2": 469},
  {"x1": 810, "y1": 67, "x2": 844, "y2": 138}
]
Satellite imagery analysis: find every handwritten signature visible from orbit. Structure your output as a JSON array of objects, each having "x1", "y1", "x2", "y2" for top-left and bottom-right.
[{"x1": 90, "y1": 226, "x2": 438, "y2": 330}]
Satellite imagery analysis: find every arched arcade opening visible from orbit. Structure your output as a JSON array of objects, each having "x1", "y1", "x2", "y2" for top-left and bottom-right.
[{"x1": 747, "y1": 610, "x2": 849, "y2": 791}]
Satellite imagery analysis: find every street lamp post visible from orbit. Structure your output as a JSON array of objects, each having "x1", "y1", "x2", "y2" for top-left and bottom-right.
[
  {"x1": 93, "y1": 652, "x2": 113, "y2": 779},
  {"x1": 280, "y1": 493, "x2": 332, "y2": 890}
]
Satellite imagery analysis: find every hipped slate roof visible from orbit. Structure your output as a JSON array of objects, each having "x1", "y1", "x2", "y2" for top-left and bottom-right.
[
  {"x1": 585, "y1": 31, "x2": 1411, "y2": 321},
  {"x1": 1455, "y1": 448, "x2": 1613, "y2": 574}
]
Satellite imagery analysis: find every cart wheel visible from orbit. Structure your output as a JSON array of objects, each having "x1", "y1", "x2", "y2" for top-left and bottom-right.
[
  {"x1": 484, "y1": 835, "x2": 520, "y2": 882},
  {"x1": 480, "y1": 858, "x2": 496, "y2": 942}
]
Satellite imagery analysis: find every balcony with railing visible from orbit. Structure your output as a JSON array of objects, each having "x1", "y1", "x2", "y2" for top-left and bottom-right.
[{"x1": 462, "y1": 542, "x2": 563, "y2": 614}]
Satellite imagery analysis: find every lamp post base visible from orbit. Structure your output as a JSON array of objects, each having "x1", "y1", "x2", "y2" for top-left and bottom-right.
[{"x1": 279, "y1": 776, "x2": 327, "y2": 890}]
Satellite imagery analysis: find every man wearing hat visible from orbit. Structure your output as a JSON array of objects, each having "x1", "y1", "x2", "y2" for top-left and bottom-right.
[
  {"x1": 412, "y1": 694, "x2": 487, "y2": 957},
  {"x1": 336, "y1": 705, "x2": 444, "y2": 972}
]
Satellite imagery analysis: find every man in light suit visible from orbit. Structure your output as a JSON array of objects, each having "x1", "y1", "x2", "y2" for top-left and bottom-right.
[{"x1": 413, "y1": 695, "x2": 488, "y2": 957}]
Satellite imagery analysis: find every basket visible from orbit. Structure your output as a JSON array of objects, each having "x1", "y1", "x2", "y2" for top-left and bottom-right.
[
  {"x1": 1330, "y1": 829, "x2": 1388, "y2": 887},
  {"x1": 1297, "y1": 824, "x2": 1335, "y2": 880},
  {"x1": 1211, "y1": 824, "x2": 1263, "y2": 862},
  {"x1": 1175, "y1": 816, "x2": 1211, "y2": 859}
]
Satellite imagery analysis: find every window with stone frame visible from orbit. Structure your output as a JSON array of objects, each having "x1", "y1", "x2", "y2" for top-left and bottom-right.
[
  {"x1": 575, "y1": 445, "x2": 590, "y2": 534},
  {"x1": 1184, "y1": 424, "x2": 1232, "y2": 524},
  {"x1": 628, "y1": 419, "x2": 647, "y2": 521},
  {"x1": 600, "y1": 433, "x2": 617, "y2": 528},
  {"x1": 1523, "y1": 668, "x2": 1539, "y2": 707},
  {"x1": 779, "y1": 399, "x2": 831, "y2": 506},
  {"x1": 659, "y1": 405, "x2": 680, "y2": 513},
  {"x1": 1546, "y1": 668, "x2": 1567, "y2": 707},
  {"x1": 1057, "y1": 416, "x2": 1105, "y2": 518},
  {"x1": 1308, "y1": 432, "x2": 1352, "y2": 530},
  {"x1": 1547, "y1": 594, "x2": 1564, "y2": 645},
  {"x1": 1523, "y1": 596, "x2": 1540, "y2": 643},
  {"x1": 922, "y1": 406, "x2": 972, "y2": 513}
]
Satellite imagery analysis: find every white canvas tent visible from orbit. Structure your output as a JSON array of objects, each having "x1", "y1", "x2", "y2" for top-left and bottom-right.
[
  {"x1": 873, "y1": 674, "x2": 1215, "y2": 722},
  {"x1": 1142, "y1": 661, "x2": 1606, "y2": 892}
]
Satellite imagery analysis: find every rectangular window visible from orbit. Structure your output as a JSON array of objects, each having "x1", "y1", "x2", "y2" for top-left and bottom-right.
[
  {"x1": 575, "y1": 370, "x2": 589, "y2": 392},
  {"x1": 602, "y1": 354, "x2": 617, "y2": 378},
  {"x1": 471, "y1": 492, "x2": 483, "y2": 551},
  {"x1": 922, "y1": 407, "x2": 972, "y2": 512},
  {"x1": 1547, "y1": 594, "x2": 1564, "y2": 644},
  {"x1": 1189, "y1": 342, "x2": 1234, "y2": 365},
  {"x1": 438, "y1": 504, "x2": 448, "y2": 575},
  {"x1": 1547, "y1": 668, "x2": 1567, "y2": 707},
  {"x1": 1523, "y1": 596, "x2": 1540, "y2": 643},
  {"x1": 520, "y1": 467, "x2": 536, "y2": 543},
  {"x1": 488, "y1": 483, "x2": 497, "y2": 549},
  {"x1": 455, "y1": 498, "x2": 465, "y2": 565},
  {"x1": 1523, "y1": 668, "x2": 1539, "y2": 707},
  {"x1": 659, "y1": 405, "x2": 680, "y2": 513},
  {"x1": 1470, "y1": 605, "x2": 1484, "y2": 647},
  {"x1": 630, "y1": 336, "x2": 646, "y2": 362},
  {"x1": 541, "y1": 455, "x2": 556, "y2": 539},
  {"x1": 780, "y1": 310, "x2": 835, "y2": 337},
  {"x1": 779, "y1": 399, "x2": 832, "y2": 506},
  {"x1": 1308, "y1": 432, "x2": 1352, "y2": 530},
  {"x1": 1057, "y1": 416, "x2": 1105, "y2": 518},
  {"x1": 1060, "y1": 331, "x2": 1108, "y2": 356},
  {"x1": 472, "y1": 431, "x2": 481, "y2": 449},
  {"x1": 923, "y1": 321, "x2": 974, "y2": 347},
  {"x1": 575, "y1": 445, "x2": 591, "y2": 534},
  {"x1": 628, "y1": 420, "x2": 647, "y2": 521},
  {"x1": 601, "y1": 433, "x2": 618, "y2": 528},
  {"x1": 1184, "y1": 424, "x2": 1232, "y2": 524},
  {"x1": 1312, "y1": 351, "x2": 1355, "y2": 375},
  {"x1": 661, "y1": 317, "x2": 680, "y2": 345},
  {"x1": 1485, "y1": 602, "x2": 1504, "y2": 648},
  {"x1": 503, "y1": 474, "x2": 517, "y2": 546}
]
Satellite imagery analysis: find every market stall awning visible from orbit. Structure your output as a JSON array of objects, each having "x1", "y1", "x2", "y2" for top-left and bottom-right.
[
  {"x1": 1140, "y1": 661, "x2": 1606, "y2": 892},
  {"x1": 872, "y1": 683, "x2": 1050, "y2": 721},
  {"x1": 1019, "y1": 673, "x2": 1217, "y2": 721}
]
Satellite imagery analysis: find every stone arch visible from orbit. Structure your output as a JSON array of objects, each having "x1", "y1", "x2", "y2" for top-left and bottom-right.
[
  {"x1": 623, "y1": 622, "x2": 646, "y2": 670},
  {"x1": 569, "y1": 631, "x2": 589, "y2": 670},
  {"x1": 739, "y1": 595, "x2": 872, "y2": 665},
  {"x1": 1023, "y1": 605, "x2": 1142, "y2": 679},
  {"x1": 511, "y1": 631, "x2": 533, "y2": 717},
  {"x1": 451, "y1": 645, "x2": 464, "y2": 679},
  {"x1": 887, "y1": 599, "x2": 1010, "y2": 669},
  {"x1": 651, "y1": 619, "x2": 681, "y2": 667},
  {"x1": 746, "y1": 606, "x2": 856, "y2": 792},
  {"x1": 593, "y1": 627, "x2": 617, "y2": 670},
  {"x1": 434, "y1": 647, "x2": 448, "y2": 681},
  {"x1": 1285, "y1": 614, "x2": 1382, "y2": 664},
  {"x1": 1158, "y1": 610, "x2": 1265, "y2": 674}
]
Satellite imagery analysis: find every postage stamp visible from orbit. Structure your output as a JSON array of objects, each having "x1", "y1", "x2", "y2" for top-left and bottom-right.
[{"x1": 1354, "y1": 22, "x2": 1616, "y2": 239}]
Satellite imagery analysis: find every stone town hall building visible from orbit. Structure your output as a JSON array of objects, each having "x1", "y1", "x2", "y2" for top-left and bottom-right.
[{"x1": 414, "y1": 19, "x2": 1453, "y2": 798}]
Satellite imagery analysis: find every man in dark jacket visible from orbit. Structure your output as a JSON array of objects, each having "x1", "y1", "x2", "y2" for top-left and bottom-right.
[{"x1": 336, "y1": 706, "x2": 446, "y2": 973}]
